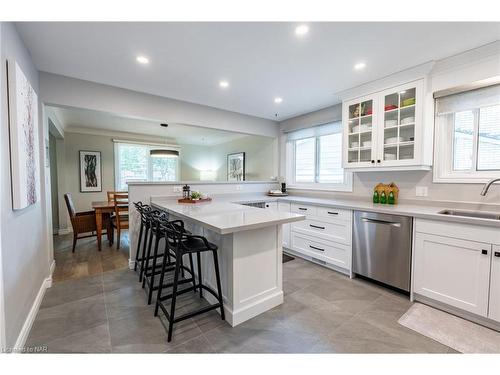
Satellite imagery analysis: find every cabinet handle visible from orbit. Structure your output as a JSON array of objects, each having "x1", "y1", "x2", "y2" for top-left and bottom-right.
[
  {"x1": 371, "y1": 160, "x2": 375, "y2": 164},
  {"x1": 298, "y1": 207, "x2": 307, "y2": 211},
  {"x1": 309, "y1": 245, "x2": 325, "y2": 252},
  {"x1": 327, "y1": 211, "x2": 339, "y2": 215},
  {"x1": 494, "y1": 252, "x2": 500, "y2": 257},
  {"x1": 310, "y1": 224, "x2": 325, "y2": 230},
  {"x1": 482, "y1": 249, "x2": 489, "y2": 255},
  {"x1": 377, "y1": 159, "x2": 381, "y2": 163}
]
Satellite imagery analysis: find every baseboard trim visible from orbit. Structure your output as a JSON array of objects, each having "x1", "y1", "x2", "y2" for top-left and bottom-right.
[
  {"x1": 13, "y1": 276, "x2": 52, "y2": 352},
  {"x1": 128, "y1": 259, "x2": 135, "y2": 270},
  {"x1": 46, "y1": 260, "x2": 56, "y2": 288}
]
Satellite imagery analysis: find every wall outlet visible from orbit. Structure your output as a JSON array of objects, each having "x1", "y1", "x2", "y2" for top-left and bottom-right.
[
  {"x1": 173, "y1": 185, "x2": 182, "y2": 193},
  {"x1": 416, "y1": 186, "x2": 428, "y2": 197},
  {"x1": 236, "y1": 185, "x2": 243, "y2": 191}
]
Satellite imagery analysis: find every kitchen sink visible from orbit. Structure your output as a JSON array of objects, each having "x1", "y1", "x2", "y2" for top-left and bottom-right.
[{"x1": 438, "y1": 209, "x2": 500, "y2": 220}]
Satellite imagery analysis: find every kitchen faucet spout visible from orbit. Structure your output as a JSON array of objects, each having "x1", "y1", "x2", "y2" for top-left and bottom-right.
[{"x1": 480, "y1": 178, "x2": 500, "y2": 196}]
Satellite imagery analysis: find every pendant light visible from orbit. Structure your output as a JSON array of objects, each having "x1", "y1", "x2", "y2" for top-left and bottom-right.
[{"x1": 150, "y1": 123, "x2": 179, "y2": 158}]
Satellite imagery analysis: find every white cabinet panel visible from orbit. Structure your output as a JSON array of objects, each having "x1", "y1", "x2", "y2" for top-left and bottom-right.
[
  {"x1": 291, "y1": 217, "x2": 350, "y2": 245},
  {"x1": 315, "y1": 206, "x2": 352, "y2": 222},
  {"x1": 414, "y1": 233, "x2": 491, "y2": 317},
  {"x1": 264, "y1": 202, "x2": 278, "y2": 210},
  {"x1": 291, "y1": 232, "x2": 350, "y2": 270},
  {"x1": 278, "y1": 202, "x2": 291, "y2": 248},
  {"x1": 489, "y1": 245, "x2": 500, "y2": 322},
  {"x1": 291, "y1": 203, "x2": 317, "y2": 216}
]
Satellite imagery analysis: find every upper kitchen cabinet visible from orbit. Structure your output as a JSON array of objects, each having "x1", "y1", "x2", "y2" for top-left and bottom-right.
[
  {"x1": 343, "y1": 79, "x2": 433, "y2": 171},
  {"x1": 344, "y1": 94, "x2": 378, "y2": 168}
]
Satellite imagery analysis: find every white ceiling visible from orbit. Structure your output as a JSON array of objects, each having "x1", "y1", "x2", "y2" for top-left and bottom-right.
[
  {"x1": 49, "y1": 106, "x2": 249, "y2": 146},
  {"x1": 18, "y1": 22, "x2": 500, "y2": 120}
]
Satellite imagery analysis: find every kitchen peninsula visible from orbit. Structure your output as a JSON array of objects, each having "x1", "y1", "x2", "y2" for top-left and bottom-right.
[{"x1": 149, "y1": 196, "x2": 305, "y2": 326}]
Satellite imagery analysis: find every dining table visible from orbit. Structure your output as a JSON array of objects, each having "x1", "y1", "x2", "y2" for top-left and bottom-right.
[{"x1": 91, "y1": 200, "x2": 116, "y2": 251}]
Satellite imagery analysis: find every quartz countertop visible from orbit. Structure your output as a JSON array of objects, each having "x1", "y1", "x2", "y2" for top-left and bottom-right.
[
  {"x1": 151, "y1": 193, "x2": 500, "y2": 230},
  {"x1": 150, "y1": 197, "x2": 305, "y2": 234}
]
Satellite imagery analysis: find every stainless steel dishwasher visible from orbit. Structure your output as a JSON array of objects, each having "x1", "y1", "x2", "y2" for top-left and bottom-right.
[{"x1": 353, "y1": 211, "x2": 412, "y2": 291}]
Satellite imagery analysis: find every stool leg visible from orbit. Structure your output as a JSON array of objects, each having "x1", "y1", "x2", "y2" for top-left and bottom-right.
[
  {"x1": 134, "y1": 222, "x2": 144, "y2": 271},
  {"x1": 139, "y1": 226, "x2": 150, "y2": 281},
  {"x1": 142, "y1": 231, "x2": 155, "y2": 288},
  {"x1": 147, "y1": 233, "x2": 161, "y2": 305},
  {"x1": 188, "y1": 253, "x2": 196, "y2": 293},
  {"x1": 141, "y1": 229, "x2": 154, "y2": 286},
  {"x1": 212, "y1": 250, "x2": 225, "y2": 320},
  {"x1": 154, "y1": 244, "x2": 169, "y2": 317},
  {"x1": 197, "y1": 252, "x2": 203, "y2": 299},
  {"x1": 168, "y1": 254, "x2": 181, "y2": 342}
]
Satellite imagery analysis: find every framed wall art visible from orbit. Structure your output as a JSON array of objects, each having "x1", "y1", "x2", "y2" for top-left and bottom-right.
[
  {"x1": 79, "y1": 150, "x2": 102, "y2": 192},
  {"x1": 227, "y1": 152, "x2": 245, "y2": 181}
]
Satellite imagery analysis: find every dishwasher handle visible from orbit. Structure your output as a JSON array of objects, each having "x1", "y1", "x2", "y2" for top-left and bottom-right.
[{"x1": 361, "y1": 217, "x2": 402, "y2": 227}]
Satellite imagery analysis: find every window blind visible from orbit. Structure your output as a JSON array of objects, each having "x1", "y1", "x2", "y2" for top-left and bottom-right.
[
  {"x1": 286, "y1": 121, "x2": 342, "y2": 142},
  {"x1": 436, "y1": 84, "x2": 500, "y2": 116}
]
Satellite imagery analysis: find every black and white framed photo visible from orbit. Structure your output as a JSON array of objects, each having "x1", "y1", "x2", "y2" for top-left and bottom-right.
[
  {"x1": 79, "y1": 150, "x2": 102, "y2": 192},
  {"x1": 227, "y1": 152, "x2": 245, "y2": 181}
]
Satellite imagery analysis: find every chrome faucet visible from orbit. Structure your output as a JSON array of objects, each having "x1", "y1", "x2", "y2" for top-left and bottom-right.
[{"x1": 480, "y1": 178, "x2": 500, "y2": 196}]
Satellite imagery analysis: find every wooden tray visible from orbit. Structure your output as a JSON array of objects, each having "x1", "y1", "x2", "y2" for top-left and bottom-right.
[
  {"x1": 267, "y1": 193, "x2": 289, "y2": 197},
  {"x1": 177, "y1": 197, "x2": 212, "y2": 204}
]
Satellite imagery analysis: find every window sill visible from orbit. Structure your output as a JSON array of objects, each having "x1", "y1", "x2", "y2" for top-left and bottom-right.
[{"x1": 433, "y1": 176, "x2": 500, "y2": 184}]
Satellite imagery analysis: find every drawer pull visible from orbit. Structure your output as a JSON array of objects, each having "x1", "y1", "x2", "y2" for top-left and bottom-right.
[
  {"x1": 327, "y1": 211, "x2": 339, "y2": 215},
  {"x1": 310, "y1": 224, "x2": 325, "y2": 230},
  {"x1": 298, "y1": 207, "x2": 308, "y2": 211},
  {"x1": 482, "y1": 249, "x2": 488, "y2": 255},
  {"x1": 495, "y1": 252, "x2": 500, "y2": 257},
  {"x1": 309, "y1": 245, "x2": 325, "y2": 252}
]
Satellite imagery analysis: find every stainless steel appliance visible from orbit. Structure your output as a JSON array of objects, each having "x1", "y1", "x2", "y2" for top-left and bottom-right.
[{"x1": 353, "y1": 211, "x2": 412, "y2": 291}]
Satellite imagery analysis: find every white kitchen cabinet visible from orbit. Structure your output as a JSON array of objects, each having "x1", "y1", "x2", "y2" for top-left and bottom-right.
[
  {"x1": 278, "y1": 202, "x2": 291, "y2": 248},
  {"x1": 343, "y1": 79, "x2": 432, "y2": 171},
  {"x1": 489, "y1": 245, "x2": 500, "y2": 322},
  {"x1": 264, "y1": 201, "x2": 278, "y2": 210},
  {"x1": 414, "y1": 232, "x2": 491, "y2": 317}
]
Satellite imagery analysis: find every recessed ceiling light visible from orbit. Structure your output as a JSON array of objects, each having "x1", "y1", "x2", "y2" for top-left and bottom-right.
[
  {"x1": 295, "y1": 24, "x2": 309, "y2": 36},
  {"x1": 354, "y1": 62, "x2": 366, "y2": 71},
  {"x1": 219, "y1": 80, "x2": 229, "y2": 88},
  {"x1": 274, "y1": 97, "x2": 283, "y2": 104},
  {"x1": 136, "y1": 55, "x2": 149, "y2": 64}
]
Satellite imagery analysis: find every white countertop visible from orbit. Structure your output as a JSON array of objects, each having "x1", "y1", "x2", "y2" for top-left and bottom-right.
[
  {"x1": 151, "y1": 197, "x2": 305, "y2": 234},
  {"x1": 151, "y1": 193, "x2": 500, "y2": 231}
]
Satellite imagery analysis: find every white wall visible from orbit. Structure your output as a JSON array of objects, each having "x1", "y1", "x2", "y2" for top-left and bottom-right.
[
  {"x1": 279, "y1": 41, "x2": 500, "y2": 205},
  {"x1": 39, "y1": 72, "x2": 279, "y2": 138},
  {"x1": 0, "y1": 23, "x2": 51, "y2": 348}
]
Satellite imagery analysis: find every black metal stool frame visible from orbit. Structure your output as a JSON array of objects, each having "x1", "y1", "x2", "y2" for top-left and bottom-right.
[{"x1": 154, "y1": 221, "x2": 225, "y2": 342}]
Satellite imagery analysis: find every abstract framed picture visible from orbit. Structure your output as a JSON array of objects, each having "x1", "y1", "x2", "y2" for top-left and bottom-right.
[
  {"x1": 7, "y1": 60, "x2": 39, "y2": 210},
  {"x1": 79, "y1": 150, "x2": 102, "y2": 192},
  {"x1": 227, "y1": 152, "x2": 245, "y2": 181}
]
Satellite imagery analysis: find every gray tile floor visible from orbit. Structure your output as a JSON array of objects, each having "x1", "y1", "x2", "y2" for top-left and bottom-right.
[{"x1": 26, "y1": 256, "x2": 456, "y2": 353}]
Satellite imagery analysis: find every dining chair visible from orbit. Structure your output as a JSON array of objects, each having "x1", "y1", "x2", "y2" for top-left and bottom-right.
[
  {"x1": 107, "y1": 191, "x2": 127, "y2": 203},
  {"x1": 64, "y1": 193, "x2": 112, "y2": 252},
  {"x1": 112, "y1": 193, "x2": 129, "y2": 249}
]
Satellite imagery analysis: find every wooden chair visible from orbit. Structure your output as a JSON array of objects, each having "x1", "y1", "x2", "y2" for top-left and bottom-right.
[
  {"x1": 64, "y1": 193, "x2": 113, "y2": 252},
  {"x1": 107, "y1": 191, "x2": 127, "y2": 203},
  {"x1": 112, "y1": 193, "x2": 129, "y2": 249}
]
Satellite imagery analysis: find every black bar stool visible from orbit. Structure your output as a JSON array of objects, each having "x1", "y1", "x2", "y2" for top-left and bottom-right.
[
  {"x1": 154, "y1": 221, "x2": 225, "y2": 342},
  {"x1": 138, "y1": 208, "x2": 162, "y2": 282},
  {"x1": 133, "y1": 202, "x2": 151, "y2": 272},
  {"x1": 142, "y1": 214, "x2": 196, "y2": 305}
]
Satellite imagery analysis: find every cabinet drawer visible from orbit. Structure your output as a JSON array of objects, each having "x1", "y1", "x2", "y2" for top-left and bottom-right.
[
  {"x1": 316, "y1": 206, "x2": 352, "y2": 222},
  {"x1": 291, "y1": 233, "x2": 350, "y2": 270},
  {"x1": 291, "y1": 203, "x2": 317, "y2": 216},
  {"x1": 291, "y1": 217, "x2": 351, "y2": 245}
]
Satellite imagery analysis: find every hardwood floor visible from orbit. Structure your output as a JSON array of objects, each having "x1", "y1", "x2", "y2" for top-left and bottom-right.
[{"x1": 52, "y1": 232, "x2": 130, "y2": 283}]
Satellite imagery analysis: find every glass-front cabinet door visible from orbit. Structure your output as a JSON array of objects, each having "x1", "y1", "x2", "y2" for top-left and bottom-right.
[
  {"x1": 344, "y1": 95, "x2": 377, "y2": 167},
  {"x1": 378, "y1": 80, "x2": 423, "y2": 166}
]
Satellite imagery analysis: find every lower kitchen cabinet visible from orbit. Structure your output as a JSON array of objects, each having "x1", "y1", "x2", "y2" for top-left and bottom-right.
[
  {"x1": 278, "y1": 202, "x2": 291, "y2": 248},
  {"x1": 414, "y1": 232, "x2": 491, "y2": 316},
  {"x1": 489, "y1": 245, "x2": 500, "y2": 322},
  {"x1": 291, "y1": 232, "x2": 351, "y2": 270}
]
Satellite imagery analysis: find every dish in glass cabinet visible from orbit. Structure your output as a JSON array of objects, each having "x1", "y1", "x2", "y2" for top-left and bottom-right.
[
  {"x1": 401, "y1": 116, "x2": 415, "y2": 125},
  {"x1": 385, "y1": 119, "x2": 398, "y2": 127}
]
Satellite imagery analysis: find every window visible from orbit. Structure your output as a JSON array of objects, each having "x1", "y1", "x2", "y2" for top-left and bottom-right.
[
  {"x1": 286, "y1": 122, "x2": 352, "y2": 191},
  {"x1": 434, "y1": 83, "x2": 500, "y2": 183},
  {"x1": 114, "y1": 142, "x2": 179, "y2": 190}
]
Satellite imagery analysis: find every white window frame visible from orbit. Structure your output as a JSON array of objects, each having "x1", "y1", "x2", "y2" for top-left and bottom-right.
[
  {"x1": 434, "y1": 106, "x2": 500, "y2": 183},
  {"x1": 285, "y1": 133, "x2": 353, "y2": 192},
  {"x1": 114, "y1": 141, "x2": 181, "y2": 190}
]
